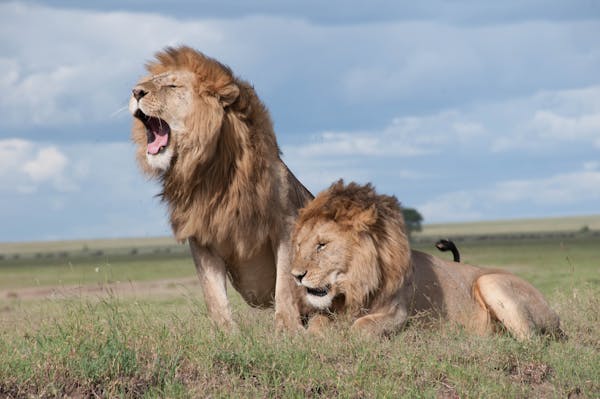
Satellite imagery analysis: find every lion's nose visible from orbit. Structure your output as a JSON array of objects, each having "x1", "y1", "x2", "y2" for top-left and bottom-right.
[
  {"x1": 292, "y1": 270, "x2": 307, "y2": 283},
  {"x1": 132, "y1": 88, "x2": 148, "y2": 101}
]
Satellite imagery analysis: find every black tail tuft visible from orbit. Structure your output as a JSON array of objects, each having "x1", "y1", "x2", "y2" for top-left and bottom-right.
[{"x1": 435, "y1": 239, "x2": 460, "y2": 262}]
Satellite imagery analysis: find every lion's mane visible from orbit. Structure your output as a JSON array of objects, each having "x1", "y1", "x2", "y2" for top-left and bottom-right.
[
  {"x1": 295, "y1": 180, "x2": 411, "y2": 314},
  {"x1": 132, "y1": 47, "x2": 310, "y2": 261}
]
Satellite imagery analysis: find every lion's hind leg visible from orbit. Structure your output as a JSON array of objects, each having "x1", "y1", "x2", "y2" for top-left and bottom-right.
[{"x1": 474, "y1": 273, "x2": 561, "y2": 340}]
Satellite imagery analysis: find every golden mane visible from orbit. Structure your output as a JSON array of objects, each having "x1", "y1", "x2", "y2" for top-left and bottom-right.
[
  {"x1": 147, "y1": 47, "x2": 235, "y2": 93},
  {"x1": 131, "y1": 46, "x2": 313, "y2": 331},
  {"x1": 295, "y1": 180, "x2": 411, "y2": 313},
  {"x1": 133, "y1": 46, "x2": 310, "y2": 260},
  {"x1": 293, "y1": 182, "x2": 562, "y2": 339}
]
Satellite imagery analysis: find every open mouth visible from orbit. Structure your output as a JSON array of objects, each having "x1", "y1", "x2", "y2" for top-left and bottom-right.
[
  {"x1": 134, "y1": 109, "x2": 170, "y2": 155},
  {"x1": 306, "y1": 285, "x2": 330, "y2": 297}
]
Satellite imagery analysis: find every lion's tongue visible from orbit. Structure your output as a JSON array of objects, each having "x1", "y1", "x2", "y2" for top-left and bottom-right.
[{"x1": 147, "y1": 131, "x2": 168, "y2": 155}]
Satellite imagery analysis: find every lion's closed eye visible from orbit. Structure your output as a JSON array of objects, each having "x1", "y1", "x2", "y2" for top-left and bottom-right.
[{"x1": 316, "y1": 242, "x2": 327, "y2": 252}]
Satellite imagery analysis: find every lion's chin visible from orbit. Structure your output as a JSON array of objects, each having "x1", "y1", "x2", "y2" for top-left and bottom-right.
[
  {"x1": 304, "y1": 285, "x2": 334, "y2": 309},
  {"x1": 146, "y1": 147, "x2": 174, "y2": 171}
]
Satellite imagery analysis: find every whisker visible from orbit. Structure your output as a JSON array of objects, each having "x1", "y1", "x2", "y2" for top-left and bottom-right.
[{"x1": 109, "y1": 101, "x2": 131, "y2": 119}]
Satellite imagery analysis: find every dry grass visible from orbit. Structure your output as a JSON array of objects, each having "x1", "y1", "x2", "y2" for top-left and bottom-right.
[
  {"x1": 0, "y1": 286, "x2": 598, "y2": 398},
  {"x1": 0, "y1": 233, "x2": 598, "y2": 398},
  {"x1": 414, "y1": 214, "x2": 600, "y2": 238}
]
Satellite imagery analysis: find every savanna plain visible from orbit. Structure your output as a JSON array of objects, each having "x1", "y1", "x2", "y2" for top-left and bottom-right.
[{"x1": 0, "y1": 216, "x2": 599, "y2": 398}]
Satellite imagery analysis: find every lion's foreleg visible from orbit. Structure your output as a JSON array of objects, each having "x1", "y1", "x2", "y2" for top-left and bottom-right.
[
  {"x1": 189, "y1": 238, "x2": 237, "y2": 332},
  {"x1": 306, "y1": 314, "x2": 333, "y2": 335},
  {"x1": 351, "y1": 301, "x2": 409, "y2": 336},
  {"x1": 272, "y1": 231, "x2": 303, "y2": 332}
]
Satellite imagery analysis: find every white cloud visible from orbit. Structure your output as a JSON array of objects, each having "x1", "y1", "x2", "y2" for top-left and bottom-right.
[
  {"x1": 303, "y1": 84, "x2": 600, "y2": 155},
  {"x1": 490, "y1": 85, "x2": 600, "y2": 152},
  {"x1": 0, "y1": 139, "x2": 73, "y2": 193},
  {"x1": 2, "y1": 2, "x2": 599, "y2": 134},
  {"x1": 1, "y1": 2, "x2": 599, "y2": 240},
  {"x1": 23, "y1": 147, "x2": 68, "y2": 182},
  {"x1": 0, "y1": 138, "x2": 170, "y2": 241},
  {"x1": 288, "y1": 110, "x2": 488, "y2": 158},
  {"x1": 286, "y1": 84, "x2": 600, "y2": 160},
  {"x1": 0, "y1": 2, "x2": 226, "y2": 128},
  {"x1": 533, "y1": 110, "x2": 600, "y2": 141},
  {"x1": 419, "y1": 166, "x2": 600, "y2": 222}
]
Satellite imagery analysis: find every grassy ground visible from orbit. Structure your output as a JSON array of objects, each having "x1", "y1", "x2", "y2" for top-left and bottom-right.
[
  {"x1": 414, "y1": 214, "x2": 600, "y2": 238},
  {"x1": 413, "y1": 236, "x2": 600, "y2": 296},
  {"x1": 0, "y1": 253, "x2": 194, "y2": 291},
  {"x1": 0, "y1": 231, "x2": 598, "y2": 398}
]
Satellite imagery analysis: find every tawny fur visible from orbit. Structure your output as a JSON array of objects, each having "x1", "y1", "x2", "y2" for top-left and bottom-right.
[
  {"x1": 292, "y1": 181, "x2": 562, "y2": 339},
  {"x1": 293, "y1": 180, "x2": 411, "y2": 315},
  {"x1": 131, "y1": 46, "x2": 313, "y2": 330}
]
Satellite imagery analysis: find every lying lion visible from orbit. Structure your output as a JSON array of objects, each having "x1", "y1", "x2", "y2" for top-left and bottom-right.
[
  {"x1": 130, "y1": 46, "x2": 313, "y2": 331},
  {"x1": 291, "y1": 180, "x2": 562, "y2": 340}
]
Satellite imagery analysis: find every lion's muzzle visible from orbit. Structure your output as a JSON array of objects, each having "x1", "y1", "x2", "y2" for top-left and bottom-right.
[
  {"x1": 306, "y1": 285, "x2": 330, "y2": 297},
  {"x1": 133, "y1": 109, "x2": 171, "y2": 155}
]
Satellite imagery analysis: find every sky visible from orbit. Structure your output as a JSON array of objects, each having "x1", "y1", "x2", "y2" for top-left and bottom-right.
[{"x1": 1, "y1": 1, "x2": 600, "y2": 242}]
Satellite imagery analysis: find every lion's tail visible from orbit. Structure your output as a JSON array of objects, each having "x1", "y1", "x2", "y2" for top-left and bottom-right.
[{"x1": 435, "y1": 239, "x2": 460, "y2": 262}]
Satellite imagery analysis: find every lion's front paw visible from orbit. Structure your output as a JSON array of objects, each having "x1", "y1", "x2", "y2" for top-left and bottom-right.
[
  {"x1": 351, "y1": 316, "x2": 381, "y2": 337},
  {"x1": 306, "y1": 314, "x2": 332, "y2": 336},
  {"x1": 274, "y1": 312, "x2": 304, "y2": 333}
]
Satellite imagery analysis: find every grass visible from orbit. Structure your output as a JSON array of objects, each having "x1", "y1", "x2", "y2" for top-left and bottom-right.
[
  {"x1": 0, "y1": 228, "x2": 599, "y2": 398},
  {"x1": 0, "y1": 253, "x2": 194, "y2": 291},
  {"x1": 0, "y1": 237, "x2": 180, "y2": 256},
  {"x1": 1, "y1": 288, "x2": 598, "y2": 398},
  {"x1": 413, "y1": 236, "x2": 600, "y2": 296},
  {"x1": 414, "y1": 214, "x2": 600, "y2": 238}
]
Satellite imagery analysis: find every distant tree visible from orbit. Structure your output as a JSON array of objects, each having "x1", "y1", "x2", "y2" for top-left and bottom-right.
[
  {"x1": 578, "y1": 225, "x2": 590, "y2": 235},
  {"x1": 402, "y1": 208, "x2": 423, "y2": 237}
]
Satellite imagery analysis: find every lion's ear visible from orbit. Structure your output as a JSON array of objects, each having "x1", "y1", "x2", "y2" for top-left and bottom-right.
[
  {"x1": 353, "y1": 205, "x2": 378, "y2": 231},
  {"x1": 218, "y1": 83, "x2": 239, "y2": 107}
]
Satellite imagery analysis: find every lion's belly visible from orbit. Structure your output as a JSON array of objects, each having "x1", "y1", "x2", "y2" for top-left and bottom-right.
[{"x1": 226, "y1": 242, "x2": 277, "y2": 308}]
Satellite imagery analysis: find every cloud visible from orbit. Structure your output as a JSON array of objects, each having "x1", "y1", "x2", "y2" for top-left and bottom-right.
[
  {"x1": 0, "y1": 138, "x2": 170, "y2": 241},
  {"x1": 288, "y1": 110, "x2": 488, "y2": 159},
  {"x1": 29, "y1": 1, "x2": 600, "y2": 25},
  {"x1": 2, "y1": 2, "x2": 600, "y2": 139},
  {"x1": 418, "y1": 165, "x2": 600, "y2": 222},
  {"x1": 0, "y1": 2, "x2": 226, "y2": 130},
  {"x1": 287, "y1": 83, "x2": 600, "y2": 160},
  {"x1": 298, "y1": 84, "x2": 600, "y2": 156},
  {"x1": 0, "y1": 139, "x2": 74, "y2": 193},
  {"x1": 490, "y1": 85, "x2": 600, "y2": 152},
  {"x1": 1, "y1": 2, "x2": 599, "y2": 241},
  {"x1": 282, "y1": 82, "x2": 600, "y2": 203},
  {"x1": 23, "y1": 147, "x2": 68, "y2": 182},
  {"x1": 533, "y1": 111, "x2": 600, "y2": 141}
]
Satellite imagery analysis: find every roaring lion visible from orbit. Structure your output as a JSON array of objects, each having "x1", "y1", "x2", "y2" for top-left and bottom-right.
[
  {"x1": 129, "y1": 46, "x2": 313, "y2": 331},
  {"x1": 291, "y1": 180, "x2": 562, "y2": 340}
]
